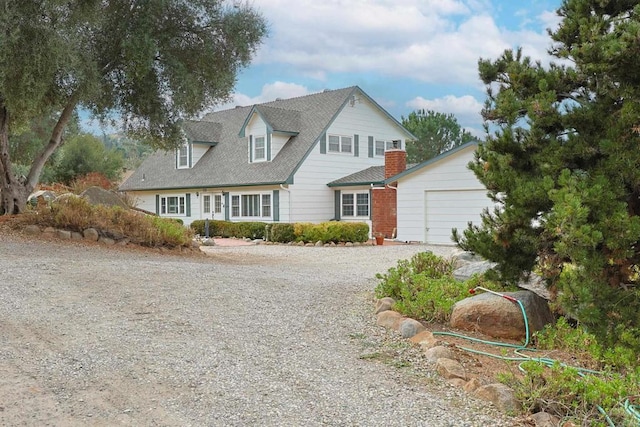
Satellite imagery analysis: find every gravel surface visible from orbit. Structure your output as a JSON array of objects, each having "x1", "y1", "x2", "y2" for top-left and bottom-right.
[{"x1": 0, "y1": 234, "x2": 516, "y2": 426}]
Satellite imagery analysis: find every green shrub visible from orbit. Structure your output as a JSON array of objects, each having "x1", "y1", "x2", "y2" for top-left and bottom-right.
[
  {"x1": 292, "y1": 221, "x2": 369, "y2": 243},
  {"x1": 26, "y1": 198, "x2": 193, "y2": 247},
  {"x1": 190, "y1": 220, "x2": 266, "y2": 239},
  {"x1": 269, "y1": 223, "x2": 295, "y2": 242}
]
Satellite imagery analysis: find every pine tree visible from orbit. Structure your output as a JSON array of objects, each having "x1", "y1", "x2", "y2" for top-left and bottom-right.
[{"x1": 454, "y1": 0, "x2": 640, "y2": 350}]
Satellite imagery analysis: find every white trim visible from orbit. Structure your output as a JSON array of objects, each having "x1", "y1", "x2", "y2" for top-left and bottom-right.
[
  {"x1": 230, "y1": 191, "x2": 273, "y2": 219},
  {"x1": 328, "y1": 134, "x2": 353, "y2": 154},
  {"x1": 253, "y1": 135, "x2": 266, "y2": 162},
  {"x1": 177, "y1": 144, "x2": 190, "y2": 169},
  {"x1": 341, "y1": 190, "x2": 369, "y2": 218}
]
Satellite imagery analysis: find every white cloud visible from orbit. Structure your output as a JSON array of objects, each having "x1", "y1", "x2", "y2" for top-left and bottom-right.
[
  {"x1": 251, "y1": 0, "x2": 556, "y2": 87},
  {"x1": 406, "y1": 94, "x2": 485, "y2": 136},
  {"x1": 407, "y1": 94, "x2": 484, "y2": 123},
  {"x1": 214, "y1": 81, "x2": 311, "y2": 111}
]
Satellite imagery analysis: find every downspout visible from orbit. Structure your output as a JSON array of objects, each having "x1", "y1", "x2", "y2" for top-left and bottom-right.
[{"x1": 279, "y1": 184, "x2": 291, "y2": 223}]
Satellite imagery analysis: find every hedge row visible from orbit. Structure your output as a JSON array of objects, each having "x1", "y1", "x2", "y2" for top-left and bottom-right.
[
  {"x1": 190, "y1": 220, "x2": 267, "y2": 239},
  {"x1": 190, "y1": 220, "x2": 369, "y2": 243}
]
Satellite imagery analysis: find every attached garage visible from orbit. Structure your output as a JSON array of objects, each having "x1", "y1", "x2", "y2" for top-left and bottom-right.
[
  {"x1": 425, "y1": 189, "x2": 489, "y2": 245},
  {"x1": 390, "y1": 142, "x2": 494, "y2": 245}
]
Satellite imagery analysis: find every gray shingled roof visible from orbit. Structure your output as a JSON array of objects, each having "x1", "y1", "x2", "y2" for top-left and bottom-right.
[
  {"x1": 255, "y1": 105, "x2": 301, "y2": 133},
  {"x1": 183, "y1": 120, "x2": 222, "y2": 144},
  {"x1": 119, "y1": 87, "x2": 359, "y2": 191},
  {"x1": 327, "y1": 166, "x2": 385, "y2": 187},
  {"x1": 328, "y1": 163, "x2": 418, "y2": 187}
]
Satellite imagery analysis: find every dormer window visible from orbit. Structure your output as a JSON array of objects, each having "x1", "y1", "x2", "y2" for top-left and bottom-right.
[
  {"x1": 177, "y1": 143, "x2": 190, "y2": 168},
  {"x1": 254, "y1": 136, "x2": 266, "y2": 161}
]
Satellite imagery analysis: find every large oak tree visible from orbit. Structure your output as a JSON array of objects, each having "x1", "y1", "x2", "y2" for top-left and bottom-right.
[{"x1": 0, "y1": 0, "x2": 266, "y2": 214}]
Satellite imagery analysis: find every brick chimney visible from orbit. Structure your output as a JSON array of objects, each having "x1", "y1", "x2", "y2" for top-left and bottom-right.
[
  {"x1": 372, "y1": 141, "x2": 406, "y2": 239},
  {"x1": 384, "y1": 141, "x2": 407, "y2": 179}
]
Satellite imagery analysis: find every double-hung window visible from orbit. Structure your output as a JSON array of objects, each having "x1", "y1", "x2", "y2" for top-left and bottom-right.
[
  {"x1": 214, "y1": 195, "x2": 222, "y2": 214},
  {"x1": 161, "y1": 196, "x2": 185, "y2": 215},
  {"x1": 253, "y1": 136, "x2": 266, "y2": 161},
  {"x1": 328, "y1": 134, "x2": 352, "y2": 153},
  {"x1": 177, "y1": 144, "x2": 189, "y2": 168},
  {"x1": 375, "y1": 140, "x2": 401, "y2": 156},
  {"x1": 342, "y1": 192, "x2": 369, "y2": 217}
]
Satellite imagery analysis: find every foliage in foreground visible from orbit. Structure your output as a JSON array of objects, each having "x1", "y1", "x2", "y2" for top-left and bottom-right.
[
  {"x1": 375, "y1": 252, "x2": 639, "y2": 424},
  {"x1": 22, "y1": 196, "x2": 193, "y2": 248},
  {"x1": 374, "y1": 251, "x2": 507, "y2": 322},
  {"x1": 453, "y1": 0, "x2": 640, "y2": 354},
  {"x1": 0, "y1": 0, "x2": 267, "y2": 214}
]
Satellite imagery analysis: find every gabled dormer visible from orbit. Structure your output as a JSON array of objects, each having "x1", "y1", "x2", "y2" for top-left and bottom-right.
[
  {"x1": 177, "y1": 121, "x2": 222, "y2": 169},
  {"x1": 239, "y1": 105, "x2": 300, "y2": 163}
]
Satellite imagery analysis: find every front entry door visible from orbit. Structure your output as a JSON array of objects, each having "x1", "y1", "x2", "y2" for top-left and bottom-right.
[{"x1": 202, "y1": 193, "x2": 214, "y2": 219}]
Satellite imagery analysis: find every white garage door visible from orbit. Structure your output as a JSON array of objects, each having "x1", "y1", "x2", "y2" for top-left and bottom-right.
[{"x1": 425, "y1": 190, "x2": 490, "y2": 245}]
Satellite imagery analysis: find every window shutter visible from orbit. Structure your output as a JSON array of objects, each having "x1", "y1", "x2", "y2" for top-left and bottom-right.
[
  {"x1": 368, "y1": 136, "x2": 374, "y2": 158},
  {"x1": 267, "y1": 133, "x2": 272, "y2": 161},
  {"x1": 273, "y1": 190, "x2": 279, "y2": 222},
  {"x1": 249, "y1": 135, "x2": 253, "y2": 162},
  {"x1": 319, "y1": 133, "x2": 326, "y2": 154},
  {"x1": 186, "y1": 193, "x2": 191, "y2": 217},
  {"x1": 224, "y1": 192, "x2": 230, "y2": 221},
  {"x1": 155, "y1": 194, "x2": 160, "y2": 215},
  {"x1": 175, "y1": 149, "x2": 178, "y2": 169},
  {"x1": 369, "y1": 189, "x2": 373, "y2": 220},
  {"x1": 188, "y1": 143, "x2": 193, "y2": 167},
  {"x1": 354, "y1": 134, "x2": 359, "y2": 157},
  {"x1": 334, "y1": 190, "x2": 341, "y2": 220}
]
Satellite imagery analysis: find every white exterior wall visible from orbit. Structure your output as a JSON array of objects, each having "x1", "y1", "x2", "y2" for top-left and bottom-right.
[
  {"x1": 128, "y1": 185, "x2": 291, "y2": 228},
  {"x1": 191, "y1": 143, "x2": 209, "y2": 165},
  {"x1": 290, "y1": 97, "x2": 406, "y2": 222},
  {"x1": 395, "y1": 146, "x2": 492, "y2": 244},
  {"x1": 271, "y1": 133, "x2": 289, "y2": 158}
]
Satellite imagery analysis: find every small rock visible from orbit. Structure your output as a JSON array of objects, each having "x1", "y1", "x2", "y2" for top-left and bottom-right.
[
  {"x1": 71, "y1": 231, "x2": 83, "y2": 240},
  {"x1": 424, "y1": 345, "x2": 455, "y2": 363},
  {"x1": 374, "y1": 297, "x2": 395, "y2": 314},
  {"x1": 56, "y1": 230, "x2": 72, "y2": 240},
  {"x1": 399, "y1": 318, "x2": 426, "y2": 338},
  {"x1": 43, "y1": 227, "x2": 56, "y2": 235},
  {"x1": 408, "y1": 330, "x2": 434, "y2": 345},
  {"x1": 315, "y1": 241, "x2": 323, "y2": 247},
  {"x1": 99, "y1": 236, "x2": 115, "y2": 245},
  {"x1": 202, "y1": 238, "x2": 216, "y2": 246},
  {"x1": 83, "y1": 228, "x2": 99, "y2": 241},
  {"x1": 345, "y1": 242, "x2": 353, "y2": 247},
  {"x1": 527, "y1": 411, "x2": 561, "y2": 427},
  {"x1": 24, "y1": 225, "x2": 40, "y2": 235},
  {"x1": 376, "y1": 311, "x2": 404, "y2": 330},
  {"x1": 473, "y1": 383, "x2": 519, "y2": 414},
  {"x1": 463, "y1": 377, "x2": 483, "y2": 393},
  {"x1": 435, "y1": 358, "x2": 466, "y2": 380}
]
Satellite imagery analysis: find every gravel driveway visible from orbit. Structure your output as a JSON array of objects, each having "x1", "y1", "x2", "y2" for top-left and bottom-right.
[{"x1": 0, "y1": 234, "x2": 514, "y2": 426}]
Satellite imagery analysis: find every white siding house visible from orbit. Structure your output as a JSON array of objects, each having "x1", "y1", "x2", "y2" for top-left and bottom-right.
[{"x1": 119, "y1": 86, "x2": 414, "y2": 228}]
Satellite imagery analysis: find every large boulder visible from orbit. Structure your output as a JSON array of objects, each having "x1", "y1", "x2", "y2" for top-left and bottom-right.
[
  {"x1": 80, "y1": 186, "x2": 128, "y2": 208},
  {"x1": 450, "y1": 290, "x2": 554, "y2": 340},
  {"x1": 28, "y1": 190, "x2": 57, "y2": 206},
  {"x1": 473, "y1": 383, "x2": 519, "y2": 413}
]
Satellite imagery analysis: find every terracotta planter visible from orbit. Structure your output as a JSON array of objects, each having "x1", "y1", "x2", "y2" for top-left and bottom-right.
[{"x1": 375, "y1": 235, "x2": 384, "y2": 245}]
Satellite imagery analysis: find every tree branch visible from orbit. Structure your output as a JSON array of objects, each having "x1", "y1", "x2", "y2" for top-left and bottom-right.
[{"x1": 26, "y1": 92, "x2": 80, "y2": 190}]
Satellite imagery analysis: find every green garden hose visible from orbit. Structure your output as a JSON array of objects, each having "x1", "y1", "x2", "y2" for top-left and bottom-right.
[{"x1": 431, "y1": 286, "x2": 638, "y2": 426}]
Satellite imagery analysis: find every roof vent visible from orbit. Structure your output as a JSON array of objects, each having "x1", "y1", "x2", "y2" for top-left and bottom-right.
[
  {"x1": 275, "y1": 97, "x2": 282, "y2": 101},
  {"x1": 235, "y1": 105, "x2": 243, "y2": 109},
  {"x1": 323, "y1": 88, "x2": 331, "y2": 92}
]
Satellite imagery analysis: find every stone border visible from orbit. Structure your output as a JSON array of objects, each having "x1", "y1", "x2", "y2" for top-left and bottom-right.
[{"x1": 374, "y1": 297, "x2": 562, "y2": 426}]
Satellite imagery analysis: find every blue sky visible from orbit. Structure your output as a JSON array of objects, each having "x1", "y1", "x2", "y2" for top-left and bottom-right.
[{"x1": 83, "y1": 0, "x2": 563, "y2": 137}]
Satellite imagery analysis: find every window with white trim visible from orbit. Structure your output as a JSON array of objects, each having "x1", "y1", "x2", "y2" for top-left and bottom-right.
[
  {"x1": 375, "y1": 140, "x2": 401, "y2": 156},
  {"x1": 161, "y1": 196, "x2": 185, "y2": 215},
  {"x1": 214, "y1": 195, "x2": 222, "y2": 214},
  {"x1": 253, "y1": 135, "x2": 266, "y2": 161},
  {"x1": 328, "y1": 134, "x2": 352, "y2": 153},
  {"x1": 341, "y1": 192, "x2": 369, "y2": 217},
  {"x1": 230, "y1": 193, "x2": 272, "y2": 218},
  {"x1": 177, "y1": 144, "x2": 189, "y2": 168}
]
